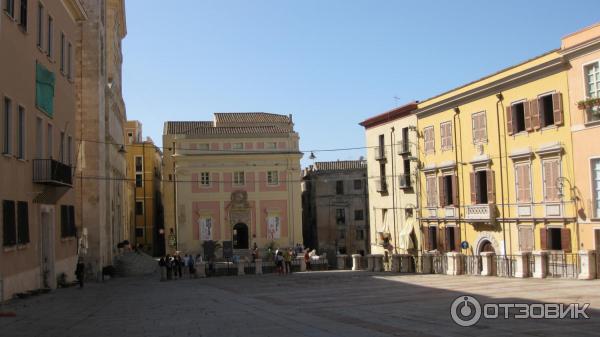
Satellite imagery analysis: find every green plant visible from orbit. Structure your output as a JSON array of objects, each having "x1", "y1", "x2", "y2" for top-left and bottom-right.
[{"x1": 576, "y1": 97, "x2": 600, "y2": 109}]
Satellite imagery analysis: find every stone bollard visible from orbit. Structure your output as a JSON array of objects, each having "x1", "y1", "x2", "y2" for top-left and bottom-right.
[
  {"x1": 237, "y1": 262, "x2": 245, "y2": 276},
  {"x1": 196, "y1": 262, "x2": 206, "y2": 278},
  {"x1": 532, "y1": 251, "x2": 548, "y2": 279},
  {"x1": 578, "y1": 250, "x2": 597, "y2": 280},
  {"x1": 421, "y1": 253, "x2": 433, "y2": 274},
  {"x1": 352, "y1": 254, "x2": 361, "y2": 271},
  {"x1": 514, "y1": 251, "x2": 531, "y2": 278},
  {"x1": 255, "y1": 259, "x2": 263, "y2": 275},
  {"x1": 297, "y1": 256, "x2": 306, "y2": 272},
  {"x1": 481, "y1": 252, "x2": 495, "y2": 276},
  {"x1": 336, "y1": 255, "x2": 347, "y2": 270},
  {"x1": 399, "y1": 254, "x2": 413, "y2": 273},
  {"x1": 366, "y1": 254, "x2": 374, "y2": 271},
  {"x1": 446, "y1": 252, "x2": 464, "y2": 275},
  {"x1": 372, "y1": 254, "x2": 384, "y2": 272},
  {"x1": 391, "y1": 254, "x2": 401, "y2": 272}
]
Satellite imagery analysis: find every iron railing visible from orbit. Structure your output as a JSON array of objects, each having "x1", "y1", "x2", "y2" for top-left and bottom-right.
[
  {"x1": 494, "y1": 255, "x2": 517, "y2": 278},
  {"x1": 33, "y1": 159, "x2": 73, "y2": 186},
  {"x1": 463, "y1": 255, "x2": 482, "y2": 275},
  {"x1": 547, "y1": 253, "x2": 580, "y2": 279},
  {"x1": 432, "y1": 254, "x2": 447, "y2": 274}
]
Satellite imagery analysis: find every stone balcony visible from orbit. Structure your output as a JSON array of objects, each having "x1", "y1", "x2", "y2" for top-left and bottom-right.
[{"x1": 465, "y1": 203, "x2": 495, "y2": 222}]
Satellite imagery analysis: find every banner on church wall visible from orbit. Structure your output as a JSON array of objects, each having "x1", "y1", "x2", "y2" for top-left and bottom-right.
[
  {"x1": 199, "y1": 217, "x2": 213, "y2": 241},
  {"x1": 267, "y1": 215, "x2": 281, "y2": 240}
]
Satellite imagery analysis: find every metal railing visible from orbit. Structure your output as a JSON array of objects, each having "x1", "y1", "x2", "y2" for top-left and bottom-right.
[
  {"x1": 494, "y1": 255, "x2": 517, "y2": 278},
  {"x1": 432, "y1": 254, "x2": 447, "y2": 274},
  {"x1": 547, "y1": 253, "x2": 580, "y2": 279},
  {"x1": 463, "y1": 255, "x2": 482, "y2": 275},
  {"x1": 33, "y1": 159, "x2": 73, "y2": 186}
]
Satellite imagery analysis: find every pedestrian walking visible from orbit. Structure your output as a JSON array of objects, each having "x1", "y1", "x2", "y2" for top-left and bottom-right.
[
  {"x1": 304, "y1": 250, "x2": 311, "y2": 271},
  {"x1": 284, "y1": 248, "x2": 293, "y2": 274},
  {"x1": 276, "y1": 251, "x2": 284, "y2": 275},
  {"x1": 166, "y1": 254, "x2": 173, "y2": 280},
  {"x1": 175, "y1": 255, "x2": 183, "y2": 279},
  {"x1": 75, "y1": 257, "x2": 85, "y2": 288},
  {"x1": 158, "y1": 256, "x2": 167, "y2": 281}
]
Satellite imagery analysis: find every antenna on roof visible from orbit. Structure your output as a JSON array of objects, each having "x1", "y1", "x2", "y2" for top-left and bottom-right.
[{"x1": 393, "y1": 96, "x2": 401, "y2": 107}]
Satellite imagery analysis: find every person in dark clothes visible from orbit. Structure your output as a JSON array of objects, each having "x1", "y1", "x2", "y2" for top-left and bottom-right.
[
  {"x1": 176, "y1": 255, "x2": 183, "y2": 279},
  {"x1": 75, "y1": 257, "x2": 85, "y2": 288},
  {"x1": 158, "y1": 256, "x2": 167, "y2": 281},
  {"x1": 166, "y1": 254, "x2": 173, "y2": 280}
]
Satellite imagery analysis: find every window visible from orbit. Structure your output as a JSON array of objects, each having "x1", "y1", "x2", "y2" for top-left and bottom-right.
[
  {"x1": 377, "y1": 134, "x2": 385, "y2": 159},
  {"x1": 542, "y1": 159, "x2": 560, "y2": 202},
  {"x1": 339, "y1": 230, "x2": 345, "y2": 239},
  {"x1": 585, "y1": 61, "x2": 600, "y2": 123},
  {"x1": 60, "y1": 32, "x2": 65, "y2": 73},
  {"x1": 198, "y1": 143, "x2": 209, "y2": 151},
  {"x1": 17, "y1": 201, "x2": 29, "y2": 244},
  {"x1": 200, "y1": 172, "x2": 210, "y2": 186},
  {"x1": 3, "y1": 97, "x2": 12, "y2": 154},
  {"x1": 439, "y1": 174, "x2": 456, "y2": 207},
  {"x1": 515, "y1": 163, "x2": 532, "y2": 204},
  {"x1": 470, "y1": 170, "x2": 495, "y2": 204},
  {"x1": 336, "y1": 180, "x2": 344, "y2": 195},
  {"x1": 510, "y1": 102, "x2": 527, "y2": 134},
  {"x1": 446, "y1": 227, "x2": 456, "y2": 252},
  {"x1": 267, "y1": 171, "x2": 278, "y2": 185},
  {"x1": 59, "y1": 131, "x2": 65, "y2": 163},
  {"x1": 428, "y1": 226, "x2": 437, "y2": 250},
  {"x1": 46, "y1": 123, "x2": 52, "y2": 158},
  {"x1": 36, "y1": 3, "x2": 43, "y2": 49},
  {"x1": 135, "y1": 201, "x2": 144, "y2": 215},
  {"x1": 35, "y1": 62, "x2": 55, "y2": 116},
  {"x1": 19, "y1": 0, "x2": 27, "y2": 30},
  {"x1": 67, "y1": 135, "x2": 72, "y2": 165},
  {"x1": 353, "y1": 179, "x2": 362, "y2": 190},
  {"x1": 46, "y1": 15, "x2": 53, "y2": 57},
  {"x1": 335, "y1": 208, "x2": 345, "y2": 225},
  {"x1": 2, "y1": 200, "x2": 16, "y2": 246},
  {"x1": 135, "y1": 228, "x2": 144, "y2": 237},
  {"x1": 539, "y1": 94, "x2": 554, "y2": 127},
  {"x1": 60, "y1": 205, "x2": 76, "y2": 238},
  {"x1": 356, "y1": 229, "x2": 364, "y2": 240},
  {"x1": 440, "y1": 121, "x2": 452, "y2": 151},
  {"x1": 423, "y1": 126, "x2": 435, "y2": 154},
  {"x1": 17, "y1": 106, "x2": 24, "y2": 159},
  {"x1": 67, "y1": 41, "x2": 72, "y2": 79},
  {"x1": 400, "y1": 127, "x2": 409, "y2": 153},
  {"x1": 4, "y1": 0, "x2": 14, "y2": 18},
  {"x1": 135, "y1": 174, "x2": 143, "y2": 187},
  {"x1": 403, "y1": 159, "x2": 411, "y2": 182},
  {"x1": 265, "y1": 142, "x2": 276, "y2": 149},
  {"x1": 426, "y1": 175, "x2": 437, "y2": 207},
  {"x1": 593, "y1": 159, "x2": 600, "y2": 218},
  {"x1": 233, "y1": 171, "x2": 245, "y2": 186},
  {"x1": 232, "y1": 142, "x2": 243, "y2": 150},
  {"x1": 472, "y1": 112, "x2": 487, "y2": 143},
  {"x1": 354, "y1": 210, "x2": 364, "y2": 221},
  {"x1": 35, "y1": 117, "x2": 42, "y2": 159},
  {"x1": 135, "y1": 156, "x2": 143, "y2": 172}
]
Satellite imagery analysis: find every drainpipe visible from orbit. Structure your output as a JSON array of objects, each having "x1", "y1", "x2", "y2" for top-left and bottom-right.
[
  {"x1": 172, "y1": 141, "x2": 178, "y2": 252},
  {"x1": 390, "y1": 127, "x2": 398, "y2": 254},
  {"x1": 495, "y1": 93, "x2": 507, "y2": 256},
  {"x1": 453, "y1": 107, "x2": 463, "y2": 253}
]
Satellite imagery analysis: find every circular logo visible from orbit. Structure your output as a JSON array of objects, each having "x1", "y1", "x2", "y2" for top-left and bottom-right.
[{"x1": 451, "y1": 296, "x2": 482, "y2": 327}]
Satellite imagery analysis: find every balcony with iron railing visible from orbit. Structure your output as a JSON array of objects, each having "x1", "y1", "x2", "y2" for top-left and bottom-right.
[
  {"x1": 375, "y1": 178, "x2": 388, "y2": 193},
  {"x1": 398, "y1": 174, "x2": 412, "y2": 189},
  {"x1": 397, "y1": 140, "x2": 411, "y2": 155},
  {"x1": 33, "y1": 159, "x2": 73, "y2": 187},
  {"x1": 374, "y1": 146, "x2": 386, "y2": 161}
]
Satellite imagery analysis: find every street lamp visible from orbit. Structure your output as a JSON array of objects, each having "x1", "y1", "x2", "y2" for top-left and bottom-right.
[{"x1": 556, "y1": 176, "x2": 580, "y2": 250}]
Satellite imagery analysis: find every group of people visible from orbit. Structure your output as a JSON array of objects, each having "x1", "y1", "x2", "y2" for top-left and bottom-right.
[
  {"x1": 273, "y1": 246, "x2": 318, "y2": 275},
  {"x1": 158, "y1": 253, "x2": 199, "y2": 281}
]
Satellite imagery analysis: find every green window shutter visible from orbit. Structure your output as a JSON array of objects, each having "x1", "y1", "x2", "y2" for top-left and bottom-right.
[{"x1": 35, "y1": 62, "x2": 55, "y2": 117}]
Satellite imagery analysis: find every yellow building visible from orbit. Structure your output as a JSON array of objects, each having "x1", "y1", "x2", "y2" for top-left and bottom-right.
[
  {"x1": 360, "y1": 103, "x2": 421, "y2": 255},
  {"x1": 416, "y1": 49, "x2": 577, "y2": 255},
  {"x1": 125, "y1": 121, "x2": 164, "y2": 256}
]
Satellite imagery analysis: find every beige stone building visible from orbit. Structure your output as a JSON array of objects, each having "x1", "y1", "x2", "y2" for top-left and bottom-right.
[
  {"x1": 1, "y1": 0, "x2": 86, "y2": 300},
  {"x1": 162, "y1": 113, "x2": 303, "y2": 257},
  {"x1": 360, "y1": 103, "x2": 421, "y2": 255},
  {"x1": 75, "y1": 0, "x2": 128, "y2": 279},
  {"x1": 560, "y1": 24, "x2": 600, "y2": 252},
  {"x1": 124, "y1": 120, "x2": 164, "y2": 256},
  {"x1": 301, "y1": 160, "x2": 369, "y2": 262}
]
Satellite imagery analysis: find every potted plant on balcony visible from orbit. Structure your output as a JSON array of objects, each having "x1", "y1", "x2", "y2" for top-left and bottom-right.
[{"x1": 576, "y1": 97, "x2": 600, "y2": 110}]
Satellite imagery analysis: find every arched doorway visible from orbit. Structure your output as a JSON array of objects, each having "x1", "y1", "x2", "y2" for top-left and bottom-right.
[
  {"x1": 480, "y1": 240, "x2": 495, "y2": 253},
  {"x1": 233, "y1": 223, "x2": 249, "y2": 249}
]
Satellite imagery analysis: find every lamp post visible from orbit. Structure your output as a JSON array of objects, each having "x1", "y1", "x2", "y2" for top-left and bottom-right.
[{"x1": 557, "y1": 176, "x2": 580, "y2": 250}]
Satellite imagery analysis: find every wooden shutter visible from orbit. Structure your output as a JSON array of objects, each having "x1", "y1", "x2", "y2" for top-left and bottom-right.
[
  {"x1": 69, "y1": 205, "x2": 76, "y2": 236},
  {"x1": 524, "y1": 99, "x2": 532, "y2": 131},
  {"x1": 437, "y1": 226, "x2": 445, "y2": 252},
  {"x1": 470, "y1": 172, "x2": 477, "y2": 204},
  {"x1": 61, "y1": 205, "x2": 68, "y2": 237},
  {"x1": 540, "y1": 228, "x2": 548, "y2": 250},
  {"x1": 487, "y1": 170, "x2": 495, "y2": 203},
  {"x1": 423, "y1": 226, "x2": 430, "y2": 251},
  {"x1": 452, "y1": 175, "x2": 458, "y2": 206},
  {"x1": 3, "y1": 200, "x2": 16, "y2": 246},
  {"x1": 506, "y1": 106, "x2": 514, "y2": 136},
  {"x1": 552, "y1": 92, "x2": 563, "y2": 126},
  {"x1": 561, "y1": 228, "x2": 571, "y2": 252},
  {"x1": 454, "y1": 226, "x2": 461, "y2": 252},
  {"x1": 440, "y1": 124, "x2": 446, "y2": 149},
  {"x1": 472, "y1": 115, "x2": 478, "y2": 143},
  {"x1": 17, "y1": 202, "x2": 29, "y2": 244},
  {"x1": 530, "y1": 99, "x2": 540, "y2": 130},
  {"x1": 439, "y1": 176, "x2": 446, "y2": 207}
]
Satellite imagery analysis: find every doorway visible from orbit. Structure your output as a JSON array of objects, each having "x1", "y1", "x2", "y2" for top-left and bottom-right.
[
  {"x1": 479, "y1": 240, "x2": 495, "y2": 254},
  {"x1": 40, "y1": 207, "x2": 55, "y2": 289},
  {"x1": 233, "y1": 223, "x2": 249, "y2": 249}
]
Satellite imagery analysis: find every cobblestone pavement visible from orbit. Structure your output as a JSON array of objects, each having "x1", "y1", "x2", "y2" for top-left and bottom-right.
[{"x1": 1, "y1": 271, "x2": 599, "y2": 337}]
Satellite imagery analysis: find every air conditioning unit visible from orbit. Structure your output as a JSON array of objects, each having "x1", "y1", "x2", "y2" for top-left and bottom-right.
[{"x1": 398, "y1": 175, "x2": 411, "y2": 189}]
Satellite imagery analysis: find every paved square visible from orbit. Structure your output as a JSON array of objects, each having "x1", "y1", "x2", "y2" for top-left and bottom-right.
[{"x1": 1, "y1": 271, "x2": 599, "y2": 337}]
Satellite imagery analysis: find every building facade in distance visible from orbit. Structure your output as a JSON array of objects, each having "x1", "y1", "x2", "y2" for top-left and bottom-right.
[
  {"x1": 162, "y1": 113, "x2": 303, "y2": 257},
  {"x1": 302, "y1": 160, "x2": 369, "y2": 261},
  {"x1": 124, "y1": 121, "x2": 164, "y2": 256},
  {"x1": 0, "y1": 0, "x2": 86, "y2": 301},
  {"x1": 360, "y1": 103, "x2": 421, "y2": 255}
]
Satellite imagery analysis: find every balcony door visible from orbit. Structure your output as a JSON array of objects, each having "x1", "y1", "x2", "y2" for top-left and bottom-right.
[{"x1": 40, "y1": 206, "x2": 56, "y2": 289}]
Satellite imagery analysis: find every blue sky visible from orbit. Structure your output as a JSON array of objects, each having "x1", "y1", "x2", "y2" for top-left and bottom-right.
[{"x1": 122, "y1": 0, "x2": 599, "y2": 166}]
